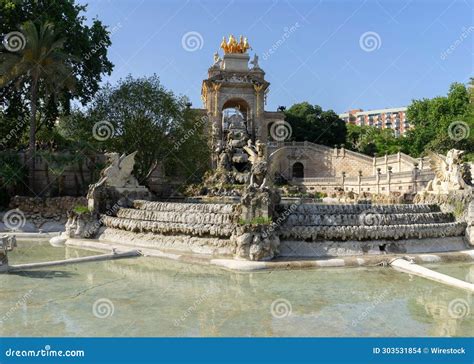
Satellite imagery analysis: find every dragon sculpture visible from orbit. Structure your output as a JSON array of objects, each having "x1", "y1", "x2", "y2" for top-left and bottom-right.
[
  {"x1": 94, "y1": 151, "x2": 140, "y2": 189},
  {"x1": 425, "y1": 149, "x2": 468, "y2": 194}
]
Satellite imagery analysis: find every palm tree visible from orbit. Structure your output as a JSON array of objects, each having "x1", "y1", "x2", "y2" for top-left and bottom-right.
[{"x1": 0, "y1": 21, "x2": 75, "y2": 191}]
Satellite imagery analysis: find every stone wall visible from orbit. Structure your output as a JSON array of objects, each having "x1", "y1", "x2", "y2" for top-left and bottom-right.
[
  {"x1": 13, "y1": 152, "x2": 171, "y2": 198},
  {"x1": 268, "y1": 141, "x2": 433, "y2": 195}
]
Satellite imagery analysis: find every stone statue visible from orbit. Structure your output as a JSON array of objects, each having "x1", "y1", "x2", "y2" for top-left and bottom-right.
[
  {"x1": 425, "y1": 149, "x2": 469, "y2": 194},
  {"x1": 95, "y1": 151, "x2": 140, "y2": 189},
  {"x1": 243, "y1": 139, "x2": 267, "y2": 189},
  {"x1": 212, "y1": 52, "x2": 222, "y2": 68},
  {"x1": 250, "y1": 54, "x2": 260, "y2": 69}
]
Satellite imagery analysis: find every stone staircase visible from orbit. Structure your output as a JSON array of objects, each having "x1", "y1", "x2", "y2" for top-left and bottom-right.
[
  {"x1": 98, "y1": 200, "x2": 239, "y2": 256},
  {"x1": 97, "y1": 201, "x2": 468, "y2": 259},
  {"x1": 279, "y1": 203, "x2": 467, "y2": 257}
]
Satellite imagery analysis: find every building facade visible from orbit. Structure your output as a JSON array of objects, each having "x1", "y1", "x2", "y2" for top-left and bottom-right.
[{"x1": 339, "y1": 107, "x2": 410, "y2": 136}]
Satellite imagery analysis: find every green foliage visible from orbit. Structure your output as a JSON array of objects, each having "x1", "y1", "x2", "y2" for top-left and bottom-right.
[
  {"x1": 238, "y1": 216, "x2": 273, "y2": 225},
  {"x1": 76, "y1": 75, "x2": 210, "y2": 182},
  {"x1": 0, "y1": 151, "x2": 25, "y2": 187},
  {"x1": 0, "y1": 0, "x2": 113, "y2": 136},
  {"x1": 345, "y1": 124, "x2": 402, "y2": 156},
  {"x1": 404, "y1": 82, "x2": 473, "y2": 157},
  {"x1": 0, "y1": 151, "x2": 25, "y2": 206},
  {"x1": 73, "y1": 205, "x2": 90, "y2": 214},
  {"x1": 284, "y1": 102, "x2": 347, "y2": 146}
]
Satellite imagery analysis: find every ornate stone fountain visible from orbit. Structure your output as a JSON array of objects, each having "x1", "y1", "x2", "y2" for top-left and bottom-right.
[{"x1": 54, "y1": 38, "x2": 472, "y2": 262}]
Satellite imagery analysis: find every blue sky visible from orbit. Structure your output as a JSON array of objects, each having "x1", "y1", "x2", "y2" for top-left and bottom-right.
[{"x1": 78, "y1": 0, "x2": 472, "y2": 113}]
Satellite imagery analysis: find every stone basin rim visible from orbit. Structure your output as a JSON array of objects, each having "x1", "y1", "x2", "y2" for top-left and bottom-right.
[{"x1": 62, "y1": 237, "x2": 474, "y2": 272}]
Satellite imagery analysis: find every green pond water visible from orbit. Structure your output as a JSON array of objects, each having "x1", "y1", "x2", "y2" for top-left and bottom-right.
[{"x1": 0, "y1": 241, "x2": 473, "y2": 337}]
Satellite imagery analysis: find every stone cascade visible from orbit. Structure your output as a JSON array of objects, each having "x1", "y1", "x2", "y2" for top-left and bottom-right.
[
  {"x1": 280, "y1": 203, "x2": 466, "y2": 242},
  {"x1": 102, "y1": 200, "x2": 237, "y2": 238}
]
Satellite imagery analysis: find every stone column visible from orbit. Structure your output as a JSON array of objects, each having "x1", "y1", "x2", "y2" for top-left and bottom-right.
[
  {"x1": 387, "y1": 166, "x2": 392, "y2": 194},
  {"x1": 358, "y1": 170, "x2": 362, "y2": 194},
  {"x1": 376, "y1": 168, "x2": 381, "y2": 195},
  {"x1": 412, "y1": 163, "x2": 419, "y2": 194},
  {"x1": 341, "y1": 171, "x2": 346, "y2": 192},
  {"x1": 397, "y1": 152, "x2": 401, "y2": 172}
]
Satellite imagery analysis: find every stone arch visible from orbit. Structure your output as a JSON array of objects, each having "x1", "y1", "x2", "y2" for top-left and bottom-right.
[
  {"x1": 222, "y1": 98, "x2": 251, "y2": 120},
  {"x1": 292, "y1": 162, "x2": 304, "y2": 179}
]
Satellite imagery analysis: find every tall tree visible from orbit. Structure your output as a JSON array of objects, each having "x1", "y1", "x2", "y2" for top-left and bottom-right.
[
  {"x1": 404, "y1": 82, "x2": 472, "y2": 158},
  {"x1": 0, "y1": 0, "x2": 113, "y2": 145},
  {"x1": 0, "y1": 21, "x2": 75, "y2": 190},
  {"x1": 60, "y1": 75, "x2": 210, "y2": 183},
  {"x1": 284, "y1": 102, "x2": 347, "y2": 147}
]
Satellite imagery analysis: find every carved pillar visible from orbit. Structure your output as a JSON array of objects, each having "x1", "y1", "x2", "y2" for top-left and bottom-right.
[
  {"x1": 212, "y1": 83, "x2": 222, "y2": 117},
  {"x1": 253, "y1": 84, "x2": 264, "y2": 117},
  {"x1": 341, "y1": 171, "x2": 346, "y2": 192}
]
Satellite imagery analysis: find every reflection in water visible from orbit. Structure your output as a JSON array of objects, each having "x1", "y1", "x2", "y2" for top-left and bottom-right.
[{"x1": 0, "y1": 242, "x2": 472, "y2": 337}]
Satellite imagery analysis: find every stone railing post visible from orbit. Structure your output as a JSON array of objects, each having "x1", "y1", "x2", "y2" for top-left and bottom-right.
[
  {"x1": 412, "y1": 163, "x2": 419, "y2": 194},
  {"x1": 387, "y1": 166, "x2": 392, "y2": 194},
  {"x1": 397, "y1": 151, "x2": 401, "y2": 172},
  {"x1": 358, "y1": 170, "x2": 362, "y2": 194},
  {"x1": 376, "y1": 168, "x2": 381, "y2": 194}
]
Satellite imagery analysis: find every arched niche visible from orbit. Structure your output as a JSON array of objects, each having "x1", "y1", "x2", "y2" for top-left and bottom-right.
[{"x1": 292, "y1": 162, "x2": 305, "y2": 179}]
